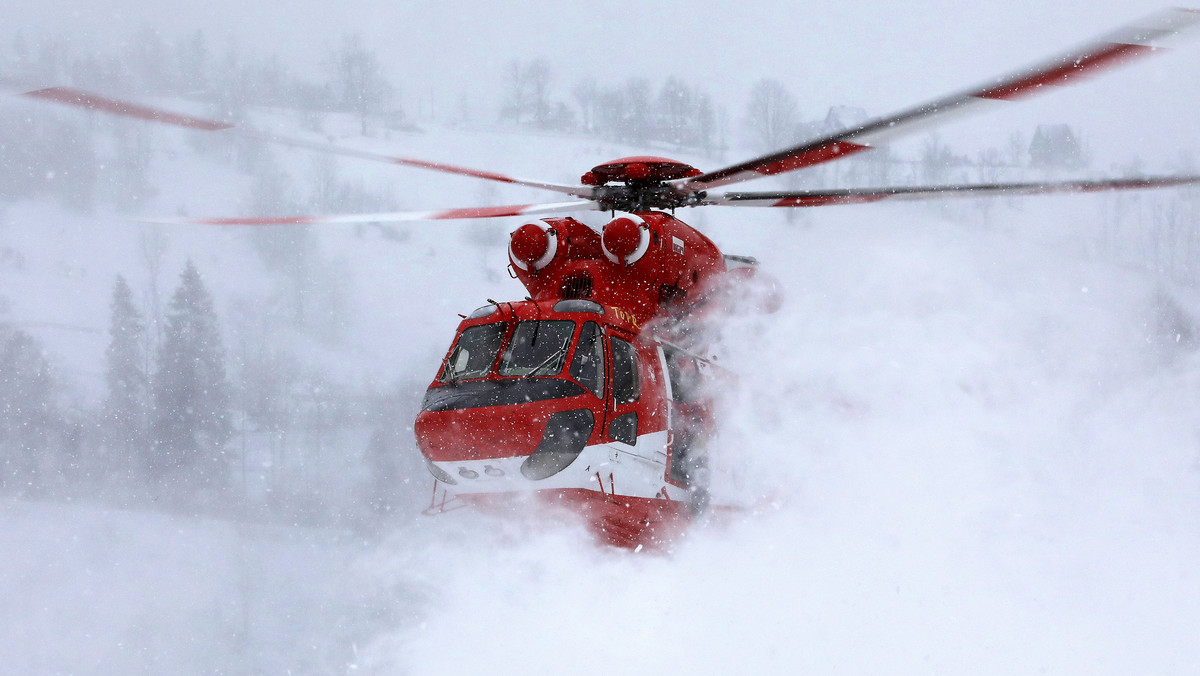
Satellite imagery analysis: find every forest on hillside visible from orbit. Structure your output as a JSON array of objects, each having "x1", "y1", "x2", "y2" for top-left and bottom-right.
[{"x1": 2, "y1": 27, "x2": 1197, "y2": 528}]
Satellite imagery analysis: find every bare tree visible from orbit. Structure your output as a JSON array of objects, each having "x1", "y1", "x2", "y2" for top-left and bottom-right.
[
  {"x1": 527, "y1": 59, "x2": 552, "y2": 126},
  {"x1": 572, "y1": 75, "x2": 599, "y2": 132},
  {"x1": 744, "y1": 78, "x2": 798, "y2": 153},
  {"x1": 329, "y1": 34, "x2": 394, "y2": 135},
  {"x1": 621, "y1": 78, "x2": 653, "y2": 144},
  {"x1": 919, "y1": 133, "x2": 955, "y2": 183},
  {"x1": 657, "y1": 77, "x2": 694, "y2": 147},
  {"x1": 503, "y1": 60, "x2": 532, "y2": 124}
]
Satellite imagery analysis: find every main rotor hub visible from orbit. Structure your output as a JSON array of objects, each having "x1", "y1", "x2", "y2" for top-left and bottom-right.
[
  {"x1": 583, "y1": 156, "x2": 706, "y2": 212},
  {"x1": 582, "y1": 156, "x2": 702, "y2": 185}
]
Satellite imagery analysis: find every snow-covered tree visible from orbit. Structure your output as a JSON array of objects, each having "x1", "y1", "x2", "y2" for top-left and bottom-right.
[
  {"x1": 919, "y1": 133, "x2": 957, "y2": 183},
  {"x1": 102, "y1": 275, "x2": 148, "y2": 482},
  {"x1": 107, "y1": 120, "x2": 156, "y2": 212},
  {"x1": 502, "y1": 59, "x2": 534, "y2": 124},
  {"x1": 572, "y1": 75, "x2": 599, "y2": 133},
  {"x1": 696, "y1": 92, "x2": 720, "y2": 158},
  {"x1": 176, "y1": 30, "x2": 210, "y2": 94},
  {"x1": 150, "y1": 261, "x2": 231, "y2": 492},
  {"x1": 745, "y1": 78, "x2": 798, "y2": 154},
  {"x1": 657, "y1": 76, "x2": 695, "y2": 147},
  {"x1": 526, "y1": 58, "x2": 552, "y2": 126},
  {"x1": 364, "y1": 416, "x2": 405, "y2": 515},
  {"x1": 125, "y1": 26, "x2": 170, "y2": 94},
  {"x1": 329, "y1": 33, "x2": 394, "y2": 135},
  {"x1": 0, "y1": 328, "x2": 59, "y2": 494}
]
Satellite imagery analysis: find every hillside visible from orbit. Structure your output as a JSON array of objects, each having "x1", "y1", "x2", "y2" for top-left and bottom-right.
[{"x1": 1, "y1": 112, "x2": 1200, "y2": 673}]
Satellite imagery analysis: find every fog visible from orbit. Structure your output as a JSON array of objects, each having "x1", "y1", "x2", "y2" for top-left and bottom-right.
[
  {"x1": 11, "y1": 0, "x2": 1200, "y2": 143},
  {"x1": 3, "y1": 0, "x2": 1200, "y2": 673}
]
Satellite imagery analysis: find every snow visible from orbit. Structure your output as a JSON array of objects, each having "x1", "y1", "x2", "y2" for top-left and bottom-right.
[
  {"x1": 0, "y1": 499, "x2": 383, "y2": 674},
  {"x1": 3, "y1": 5, "x2": 1200, "y2": 671},
  {"x1": 346, "y1": 201, "x2": 1200, "y2": 675},
  {"x1": 8, "y1": 159, "x2": 1200, "y2": 671}
]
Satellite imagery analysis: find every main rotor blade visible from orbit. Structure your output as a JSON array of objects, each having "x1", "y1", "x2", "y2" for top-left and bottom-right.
[
  {"x1": 705, "y1": 175, "x2": 1200, "y2": 208},
  {"x1": 137, "y1": 200, "x2": 601, "y2": 226},
  {"x1": 680, "y1": 8, "x2": 1200, "y2": 192},
  {"x1": 3, "y1": 80, "x2": 591, "y2": 198}
]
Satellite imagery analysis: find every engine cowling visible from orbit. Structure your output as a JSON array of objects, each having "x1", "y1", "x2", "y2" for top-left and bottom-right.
[
  {"x1": 509, "y1": 220, "x2": 558, "y2": 271},
  {"x1": 601, "y1": 214, "x2": 650, "y2": 266}
]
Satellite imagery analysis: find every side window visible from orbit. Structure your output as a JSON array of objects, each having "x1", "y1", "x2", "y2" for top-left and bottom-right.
[
  {"x1": 569, "y1": 321, "x2": 605, "y2": 398},
  {"x1": 611, "y1": 337, "x2": 640, "y2": 405},
  {"x1": 663, "y1": 347, "x2": 703, "y2": 402},
  {"x1": 609, "y1": 412, "x2": 638, "y2": 445}
]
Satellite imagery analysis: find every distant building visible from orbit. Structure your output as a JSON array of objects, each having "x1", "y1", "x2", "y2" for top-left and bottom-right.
[
  {"x1": 1029, "y1": 124, "x2": 1085, "y2": 169},
  {"x1": 795, "y1": 105, "x2": 870, "y2": 141},
  {"x1": 790, "y1": 106, "x2": 887, "y2": 189},
  {"x1": 824, "y1": 105, "x2": 869, "y2": 132}
]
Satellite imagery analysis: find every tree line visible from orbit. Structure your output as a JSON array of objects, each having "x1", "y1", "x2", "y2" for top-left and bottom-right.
[
  {"x1": 0, "y1": 262, "x2": 231, "y2": 503},
  {"x1": 1, "y1": 259, "x2": 410, "y2": 521},
  {"x1": 501, "y1": 59, "x2": 725, "y2": 156},
  {"x1": 3, "y1": 28, "x2": 1197, "y2": 521},
  {"x1": 5, "y1": 29, "x2": 398, "y2": 125}
]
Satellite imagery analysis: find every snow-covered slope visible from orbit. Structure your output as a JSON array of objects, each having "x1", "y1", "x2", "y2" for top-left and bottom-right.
[
  {"x1": 2, "y1": 116, "x2": 1199, "y2": 673},
  {"x1": 0, "y1": 499, "x2": 391, "y2": 674},
  {"x1": 356, "y1": 199, "x2": 1200, "y2": 675}
]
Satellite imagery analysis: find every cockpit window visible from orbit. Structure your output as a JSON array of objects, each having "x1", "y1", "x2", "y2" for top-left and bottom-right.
[
  {"x1": 441, "y1": 323, "x2": 506, "y2": 382},
  {"x1": 570, "y1": 321, "x2": 605, "y2": 397},
  {"x1": 499, "y1": 320, "x2": 575, "y2": 377},
  {"x1": 611, "y1": 337, "x2": 640, "y2": 405}
]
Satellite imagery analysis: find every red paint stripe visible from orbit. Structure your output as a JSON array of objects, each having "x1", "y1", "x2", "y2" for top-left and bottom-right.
[
  {"x1": 394, "y1": 158, "x2": 517, "y2": 184},
  {"x1": 432, "y1": 204, "x2": 534, "y2": 219},
  {"x1": 23, "y1": 87, "x2": 233, "y2": 131},
  {"x1": 754, "y1": 141, "x2": 871, "y2": 176},
  {"x1": 976, "y1": 42, "x2": 1155, "y2": 101}
]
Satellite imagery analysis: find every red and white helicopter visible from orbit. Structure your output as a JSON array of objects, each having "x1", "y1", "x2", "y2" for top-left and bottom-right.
[{"x1": 8, "y1": 9, "x2": 1200, "y2": 547}]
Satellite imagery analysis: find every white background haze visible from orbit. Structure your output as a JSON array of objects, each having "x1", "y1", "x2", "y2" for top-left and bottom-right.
[{"x1": 2, "y1": 0, "x2": 1200, "y2": 673}]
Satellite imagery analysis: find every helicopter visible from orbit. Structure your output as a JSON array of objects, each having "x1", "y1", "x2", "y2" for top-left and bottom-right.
[{"x1": 6, "y1": 8, "x2": 1200, "y2": 548}]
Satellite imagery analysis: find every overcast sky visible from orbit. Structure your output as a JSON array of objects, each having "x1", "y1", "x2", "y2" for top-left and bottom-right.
[
  {"x1": 5, "y1": 5, "x2": 1200, "y2": 672},
  {"x1": 8, "y1": 0, "x2": 1200, "y2": 168}
]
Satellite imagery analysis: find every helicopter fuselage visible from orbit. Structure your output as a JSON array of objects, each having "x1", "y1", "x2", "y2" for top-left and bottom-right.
[{"x1": 415, "y1": 209, "x2": 738, "y2": 547}]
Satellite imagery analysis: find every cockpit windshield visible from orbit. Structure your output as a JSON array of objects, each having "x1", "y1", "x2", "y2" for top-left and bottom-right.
[
  {"x1": 442, "y1": 323, "x2": 505, "y2": 382},
  {"x1": 498, "y1": 320, "x2": 575, "y2": 377}
]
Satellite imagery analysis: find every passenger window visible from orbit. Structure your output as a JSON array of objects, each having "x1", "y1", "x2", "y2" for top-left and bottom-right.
[
  {"x1": 569, "y1": 321, "x2": 605, "y2": 398},
  {"x1": 611, "y1": 337, "x2": 640, "y2": 405}
]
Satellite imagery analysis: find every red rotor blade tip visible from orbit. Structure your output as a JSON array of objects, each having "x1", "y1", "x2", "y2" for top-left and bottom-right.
[{"x1": 22, "y1": 87, "x2": 233, "y2": 131}]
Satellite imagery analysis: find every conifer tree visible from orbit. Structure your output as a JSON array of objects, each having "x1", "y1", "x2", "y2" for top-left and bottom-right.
[
  {"x1": 150, "y1": 261, "x2": 231, "y2": 491},
  {"x1": 0, "y1": 328, "x2": 58, "y2": 493},
  {"x1": 102, "y1": 275, "x2": 148, "y2": 482}
]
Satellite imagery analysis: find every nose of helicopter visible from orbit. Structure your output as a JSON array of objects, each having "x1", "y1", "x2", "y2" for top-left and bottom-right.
[
  {"x1": 415, "y1": 406, "x2": 547, "y2": 464},
  {"x1": 415, "y1": 382, "x2": 601, "y2": 486}
]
